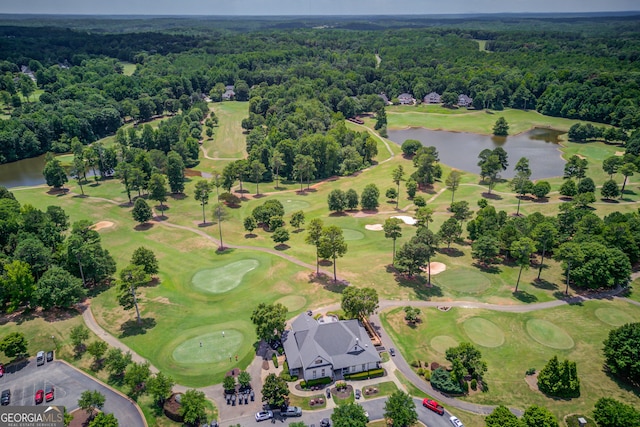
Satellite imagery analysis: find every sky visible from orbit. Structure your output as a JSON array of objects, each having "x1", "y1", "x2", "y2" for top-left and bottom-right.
[{"x1": 1, "y1": 0, "x2": 638, "y2": 16}]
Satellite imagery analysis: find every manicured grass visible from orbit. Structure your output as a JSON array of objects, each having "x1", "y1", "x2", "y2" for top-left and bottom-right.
[
  {"x1": 121, "y1": 62, "x2": 136, "y2": 76},
  {"x1": 360, "y1": 381, "x2": 398, "y2": 399},
  {"x1": 287, "y1": 393, "x2": 326, "y2": 410},
  {"x1": 201, "y1": 101, "x2": 247, "y2": 160},
  {"x1": 381, "y1": 300, "x2": 640, "y2": 420},
  {"x1": 463, "y1": 318, "x2": 505, "y2": 348}
]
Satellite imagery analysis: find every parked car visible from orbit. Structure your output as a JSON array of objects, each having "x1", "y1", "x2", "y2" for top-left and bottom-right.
[
  {"x1": 1, "y1": 389, "x2": 10, "y2": 405},
  {"x1": 320, "y1": 418, "x2": 331, "y2": 427},
  {"x1": 423, "y1": 398, "x2": 445, "y2": 415},
  {"x1": 46, "y1": 351, "x2": 54, "y2": 362},
  {"x1": 45, "y1": 386, "x2": 54, "y2": 402},
  {"x1": 255, "y1": 411, "x2": 273, "y2": 422},
  {"x1": 0, "y1": 363, "x2": 4, "y2": 377},
  {"x1": 449, "y1": 416, "x2": 464, "y2": 427},
  {"x1": 35, "y1": 389, "x2": 44, "y2": 404},
  {"x1": 355, "y1": 389, "x2": 361, "y2": 399},
  {"x1": 326, "y1": 388, "x2": 331, "y2": 398},
  {"x1": 389, "y1": 348, "x2": 396, "y2": 356},
  {"x1": 36, "y1": 351, "x2": 45, "y2": 366},
  {"x1": 282, "y1": 406, "x2": 302, "y2": 417}
]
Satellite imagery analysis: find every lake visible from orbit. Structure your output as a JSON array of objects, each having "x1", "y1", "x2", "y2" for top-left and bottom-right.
[
  {"x1": 0, "y1": 154, "x2": 48, "y2": 188},
  {"x1": 387, "y1": 127, "x2": 567, "y2": 180}
]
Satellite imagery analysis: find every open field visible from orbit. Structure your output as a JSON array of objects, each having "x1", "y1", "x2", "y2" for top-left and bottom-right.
[
  {"x1": 381, "y1": 300, "x2": 640, "y2": 421},
  {"x1": 121, "y1": 62, "x2": 137, "y2": 76}
]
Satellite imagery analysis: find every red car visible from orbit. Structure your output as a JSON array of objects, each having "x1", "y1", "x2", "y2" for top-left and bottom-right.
[
  {"x1": 35, "y1": 389, "x2": 44, "y2": 404},
  {"x1": 45, "y1": 386, "x2": 54, "y2": 402},
  {"x1": 0, "y1": 364, "x2": 4, "y2": 377},
  {"x1": 423, "y1": 398, "x2": 445, "y2": 415}
]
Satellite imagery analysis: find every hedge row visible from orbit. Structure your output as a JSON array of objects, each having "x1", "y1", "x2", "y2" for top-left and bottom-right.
[
  {"x1": 344, "y1": 369, "x2": 385, "y2": 380},
  {"x1": 300, "y1": 377, "x2": 332, "y2": 388}
]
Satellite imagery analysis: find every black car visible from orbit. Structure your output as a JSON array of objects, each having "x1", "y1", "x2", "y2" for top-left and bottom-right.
[
  {"x1": 326, "y1": 388, "x2": 331, "y2": 398},
  {"x1": 46, "y1": 351, "x2": 54, "y2": 362},
  {"x1": 1, "y1": 389, "x2": 10, "y2": 405},
  {"x1": 389, "y1": 348, "x2": 396, "y2": 356},
  {"x1": 320, "y1": 418, "x2": 331, "y2": 427}
]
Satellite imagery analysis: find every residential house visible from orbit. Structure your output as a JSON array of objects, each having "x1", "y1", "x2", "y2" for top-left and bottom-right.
[
  {"x1": 378, "y1": 93, "x2": 391, "y2": 105},
  {"x1": 458, "y1": 94, "x2": 473, "y2": 107},
  {"x1": 283, "y1": 313, "x2": 381, "y2": 381},
  {"x1": 398, "y1": 93, "x2": 415, "y2": 105},
  {"x1": 222, "y1": 85, "x2": 235, "y2": 101},
  {"x1": 423, "y1": 92, "x2": 441, "y2": 104}
]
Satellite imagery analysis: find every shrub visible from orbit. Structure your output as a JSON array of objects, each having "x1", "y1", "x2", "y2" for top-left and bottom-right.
[
  {"x1": 463, "y1": 381, "x2": 469, "y2": 393},
  {"x1": 271, "y1": 354, "x2": 279, "y2": 368},
  {"x1": 430, "y1": 362, "x2": 440, "y2": 371},
  {"x1": 416, "y1": 368, "x2": 425, "y2": 376},
  {"x1": 410, "y1": 360, "x2": 421, "y2": 368},
  {"x1": 537, "y1": 356, "x2": 580, "y2": 398},
  {"x1": 423, "y1": 369, "x2": 431, "y2": 381},
  {"x1": 344, "y1": 369, "x2": 384, "y2": 380},
  {"x1": 526, "y1": 367, "x2": 536, "y2": 376},
  {"x1": 300, "y1": 377, "x2": 332, "y2": 389},
  {"x1": 430, "y1": 368, "x2": 464, "y2": 395},
  {"x1": 470, "y1": 379, "x2": 477, "y2": 390},
  {"x1": 413, "y1": 195, "x2": 426, "y2": 207}
]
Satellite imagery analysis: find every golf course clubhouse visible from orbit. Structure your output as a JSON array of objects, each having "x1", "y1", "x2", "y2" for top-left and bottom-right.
[{"x1": 282, "y1": 313, "x2": 381, "y2": 381}]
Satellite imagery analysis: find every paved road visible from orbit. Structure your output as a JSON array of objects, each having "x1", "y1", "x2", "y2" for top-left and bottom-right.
[
  {"x1": 220, "y1": 396, "x2": 452, "y2": 427},
  {"x1": 0, "y1": 359, "x2": 145, "y2": 427}
]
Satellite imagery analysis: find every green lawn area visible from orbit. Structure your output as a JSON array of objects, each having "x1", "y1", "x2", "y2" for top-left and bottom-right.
[
  {"x1": 381, "y1": 300, "x2": 640, "y2": 421},
  {"x1": 121, "y1": 62, "x2": 137, "y2": 76},
  {"x1": 359, "y1": 381, "x2": 398, "y2": 399}
]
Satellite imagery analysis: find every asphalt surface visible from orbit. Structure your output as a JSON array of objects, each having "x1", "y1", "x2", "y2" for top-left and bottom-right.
[
  {"x1": 221, "y1": 396, "x2": 453, "y2": 427},
  {"x1": 0, "y1": 358, "x2": 145, "y2": 427}
]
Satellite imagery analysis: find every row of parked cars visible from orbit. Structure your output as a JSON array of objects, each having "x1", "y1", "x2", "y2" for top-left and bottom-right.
[
  {"x1": 0, "y1": 350, "x2": 55, "y2": 406},
  {"x1": 255, "y1": 406, "x2": 302, "y2": 422}
]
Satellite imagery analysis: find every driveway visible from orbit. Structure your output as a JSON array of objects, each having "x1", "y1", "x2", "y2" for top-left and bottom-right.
[
  {"x1": 0, "y1": 359, "x2": 145, "y2": 427},
  {"x1": 221, "y1": 396, "x2": 452, "y2": 427}
]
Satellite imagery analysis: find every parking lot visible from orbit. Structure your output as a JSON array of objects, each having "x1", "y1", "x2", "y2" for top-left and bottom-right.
[{"x1": 1, "y1": 358, "x2": 145, "y2": 427}]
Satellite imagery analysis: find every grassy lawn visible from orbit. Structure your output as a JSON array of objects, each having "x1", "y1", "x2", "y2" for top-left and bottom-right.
[
  {"x1": 121, "y1": 62, "x2": 137, "y2": 76},
  {"x1": 288, "y1": 393, "x2": 327, "y2": 410},
  {"x1": 360, "y1": 381, "x2": 398, "y2": 399},
  {"x1": 200, "y1": 101, "x2": 248, "y2": 160},
  {"x1": 381, "y1": 300, "x2": 640, "y2": 421}
]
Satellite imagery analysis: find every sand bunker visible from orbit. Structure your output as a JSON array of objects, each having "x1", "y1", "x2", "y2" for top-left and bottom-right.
[
  {"x1": 421, "y1": 262, "x2": 446, "y2": 275},
  {"x1": 365, "y1": 224, "x2": 384, "y2": 231},
  {"x1": 391, "y1": 215, "x2": 417, "y2": 225},
  {"x1": 91, "y1": 221, "x2": 114, "y2": 231}
]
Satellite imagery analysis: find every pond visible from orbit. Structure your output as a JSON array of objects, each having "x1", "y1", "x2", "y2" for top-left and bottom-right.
[
  {"x1": 387, "y1": 127, "x2": 567, "y2": 180},
  {"x1": 0, "y1": 154, "x2": 48, "y2": 188}
]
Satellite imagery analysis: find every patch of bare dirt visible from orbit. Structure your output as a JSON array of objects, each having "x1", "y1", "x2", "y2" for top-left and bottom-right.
[
  {"x1": 524, "y1": 372, "x2": 540, "y2": 392},
  {"x1": 420, "y1": 262, "x2": 447, "y2": 275},
  {"x1": 91, "y1": 221, "x2": 114, "y2": 231},
  {"x1": 365, "y1": 224, "x2": 384, "y2": 231}
]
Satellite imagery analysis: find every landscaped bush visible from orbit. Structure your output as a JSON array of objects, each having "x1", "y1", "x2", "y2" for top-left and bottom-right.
[
  {"x1": 300, "y1": 377, "x2": 332, "y2": 389},
  {"x1": 410, "y1": 360, "x2": 421, "y2": 368},
  {"x1": 470, "y1": 379, "x2": 477, "y2": 390},
  {"x1": 537, "y1": 356, "x2": 580, "y2": 398},
  {"x1": 430, "y1": 362, "x2": 440, "y2": 371},
  {"x1": 271, "y1": 354, "x2": 279, "y2": 368},
  {"x1": 430, "y1": 368, "x2": 464, "y2": 395},
  {"x1": 413, "y1": 195, "x2": 426, "y2": 207},
  {"x1": 423, "y1": 369, "x2": 431, "y2": 381},
  {"x1": 344, "y1": 369, "x2": 384, "y2": 380},
  {"x1": 416, "y1": 368, "x2": 425, "y2": 376},
  {"x1": 526, "y1": 367, "x2": 536, "y2": 376}
]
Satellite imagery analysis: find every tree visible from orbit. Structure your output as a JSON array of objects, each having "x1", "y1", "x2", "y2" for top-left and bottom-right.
[
  {"x1": 341, "y1": 287, "x2": 379, "y2": 319},
  {"x1": 619, "y1": 162, "x2": 637, "y2": 195},
  {"x1": 290, "y1": 210, "x2": 305, "y2": 230},
  {"x1": 114, "y1": 161, "x2": 134, "y2": 203},
  {"x1": 593, "y1": 398, "x2": 640, "y2": 427},
  {"x1": 537, "y1": 356, "x2": 580, "y2": 398},
  {"x1": 131, "y1": 246, "x2": 159, "y2": 276},
  {"x1": 86, "y1": 341, "x2": 108, "y2": 366},
  {"x1": 406, "y1": 179, "x2": 417, "y2": 199},
  {"x1": 563, "y1": 155, "x2": 588, "y2": 182},
  {"x1": 471, "y1": 235, "x2": 501, "y2": 266},
  {"x1": 395, "y1": 238, "x2": 431, "y2": 279},
  {"x1": 305, "y1": 218, "x2": 324, "y2": 275},
  {"x1": 104, "y1": 348, "x2": 132, "y2": 378},
  {"x1": 486, "y1": 405, "x2": 523, "y2": 427},
  {"x1": 445, "y1": 170, "x2": 462, "y2": 205},
  {"x1": 43, "y1": 158, "x2": 68, "y2": 189},
  {"x1": 212, "y1": 202, "x2": 228, "y2": 250},
  {"x1": 385, "y1": 187, "x2": 398, "y2": 202},
  {"x1": 345, "y1": 189, "x2": 359, "y2": 210},
  {"x1": 272, "y1": 227, "x2": 290, "y2": 246},
  {"x1": 70, "y1": 325, "x2": 89, "y2": 352},
  {"x1": 117, "y1": 264, "x2": 149, "y2": 325},
  {"x1": 293, "y1": 154, "x2": 316, "y2": 191},
  {"x1": 403, "y1": 306, "x2": 421, "y2": 324},
  {"x1": 238, "y1": 371, "x2": 252, "y2": 390},
  {"x1": 132, "y1": 198, "x2": 152, "y2": 224},
  {"x1": 555, "y1": 242, "x2": 583, "y2": 295},
  {"x1": 577, "y1": 177, "x2": 595, "y2": 194},
  {"x1": 383, "y1": 217, "x2": 403, "y2": 264},
  {"x1": 251, "y1": 303, "x2": 287, "y2": 342},
  {"x1": 71, "y1": 156, "x2": 86, "y2": 196},
  {"x1": 148, "y1": 173, "x2": 168, "y2": 217},
  {"x1": 34, "y1": 266, "x2": 86, "y2": 310},
  {"x1": 180, "y1": 389, "x2": 207, "y2": 426},
  {"x1": 601, "y1": 179, "x2": 620, "y2": 200},
  {"x1": 415, "y1": 206, "x2": 434, "y2": 230},
  {"x1": 522, "y1": 405, "x2": 558, "y2": 427},
  {"x1": 124, "y1": 361, "x2": 151, "y2": 398},
  {"x1": 360, "y1": 183, "x2": 380, "y2": 211},
  {"x1": 328, "y1": 189, "x2": 347, "y2": 213},
  {"x1": 249, "y1": 160, "x2": 267, "y2": 195},
  {"x1": 319, "y1": 225, "x2": 348, "y2": 281},
  {"x1": 450, "y1": 200, "x2": 472, "y2": 224},
  {"x1": 2, "y1": 260, "x2": 35, "y2": 313},
  {"x1": 332, "y1": 402, "x2": 369, "y2": 427},
  {"x1": 243, "y1": 216, "x2": 257, "y2": 235},
  {"x1": 392, "y1": 165, "x2": 405, "y2": 208},
  {"x1": 602, "y1": 155, "x2": 622, "y2": 179},
  {"x1": 446, "y1": 342, "x2": 487, "y2": 381},
  {"x1": 401, "y1": 139, "x2": 422, "y2": 157},
  {"x1": 88, "y1": 412, "x2": 119, "y2": 427},
  {"x1": 569, "y1": 242, "x2": 630, "y2": 289},
  {"x1": 384, "y1": 391, "x2": 417, "y2": 427},
  {"x1": 78, "y1": 390, "x2": 105, "y2": 419},
  {"x1": 603, "y1": 322, "x2": 640, "y2": 386},
  {"x1": 270, "y1": 149, "x2": 285, "y2": 189},
  {"x1": 478, "y1": 151, "x2": 504, "y2": 194},
  {"x1": 493, "y1": 117, "x2": 509, "y2": 136},
  {"x1": 532, "y1": 181, "x2": 551, "y2": 199},
  {"x1": 415, "y1": 228, "x2": 439, "y2": 285},
  {"x1": 512, "y1": 157, "x2": 532, "y2": 215},
  {"x1": 262, "y1": 373, "x2": 289, "y2": 409},
  {"x1": 223, "y1": 375, "x2": 236, "y2": 393},
  {"x1": 194, "y1": 180, "x2": 211, "y2": 224},
  {"x1": 530, "y1": 222, "x2": 558, "y2": 280},
  {"x1": 166, "y1": 151, "x2": 185, "y2": 194},
  {"x1": 0, "y1": 332, "x2": 27, "y2": 359},
  {"x1": 510, "y1": 237, "x2": 536, "y2": 292},
  {"x1": 438, "y1": 217, "x2": 462, "y2": 249},
  {"x1": 559, "y1": 179, "x2": 577, "y2": 198}
]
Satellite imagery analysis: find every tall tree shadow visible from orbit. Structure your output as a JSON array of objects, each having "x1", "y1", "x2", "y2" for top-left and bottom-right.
[
  {"x1": 119, "y1": 317, "x2": 156, "y2": 337},
  {"x1": 395, "y1": 274, "x2": 443, "y2": 300}
]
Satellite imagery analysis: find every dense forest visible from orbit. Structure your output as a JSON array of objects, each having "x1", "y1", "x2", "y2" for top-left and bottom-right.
[{"x1": 1, "y1": 14, "x2": 640, "y2": 166}]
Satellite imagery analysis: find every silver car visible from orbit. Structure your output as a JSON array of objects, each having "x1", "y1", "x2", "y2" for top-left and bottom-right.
[
  {"x1": 449, "y1": 416, "x2": 464, "y2": 427},
  {"x1": 255, "y1": 411, "x2": 273, "y2": 422}
]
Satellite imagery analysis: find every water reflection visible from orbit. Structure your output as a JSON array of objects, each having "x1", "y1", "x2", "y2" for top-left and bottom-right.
[{"x1": 387, "y1": 127, "x2": 566, "y2": 180}]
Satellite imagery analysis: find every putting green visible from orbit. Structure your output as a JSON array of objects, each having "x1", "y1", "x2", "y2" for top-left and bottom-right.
[
  {"x1": 282, "y1": 199, "x2": 310, "y2": 214},
  {"x1": 342, "y1": 228, "x2": 365, "y2": 241},
  {"x1": 526, "y1": 319, "x2": 574, "y2": 350},
  {"x1": 191, "y1": 259, "x2": 259, "y2": 294},
  {"x1": 435, "y1": 269, "x2": 491, "y2": 294},
  {"x1": 595, "y1": 308, "x2": 635, "y2": 326},
  {"x1": 464, "y1": 317, "x2": 505, "y2": 347},
  {"x1": 275, "y1": 295, "x2": 307, "y2": 312},
  {"x1": 431, "y1": 335, "x2": 459, "y2": 354},
  {"x1": 172, "y1": 329, "x2": 243, "y2": 364}
]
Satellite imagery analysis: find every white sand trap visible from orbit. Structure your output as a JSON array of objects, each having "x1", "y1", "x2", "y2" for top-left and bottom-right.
[
  {"x1": 392, "y1": 215, "x2": 417, "y2": 225},
  {"x1": 365, "y1": 224, "x2": 384, "y2": 231},
  {"x1": 91, "y1": 221, "x2": 114, "y2": 231},
  {"x1": 421, "y1": 262, "x2": 447, "y2": 275}
]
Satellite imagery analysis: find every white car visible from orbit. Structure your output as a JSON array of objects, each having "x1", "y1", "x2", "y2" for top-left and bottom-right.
[
  {"x1": 255, "y1": 411, "x2": 273, "y2": 422},
  {"x1": 449, "y1": 416, "x2": 464, "y2": 427}
]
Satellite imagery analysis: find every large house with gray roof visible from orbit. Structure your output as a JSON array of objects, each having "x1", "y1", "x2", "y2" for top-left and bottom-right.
[{"x1": 282, "y1": 313, "x2": 381, "y2": 381}]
